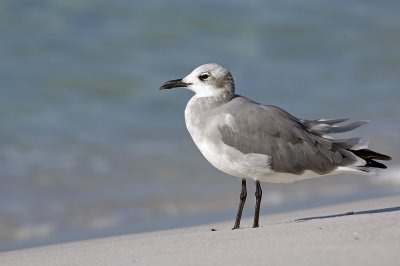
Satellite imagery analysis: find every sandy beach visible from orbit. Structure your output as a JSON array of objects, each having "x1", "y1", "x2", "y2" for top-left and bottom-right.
[{"x1": 0, "y1": 195, "x2": 399, "y2": 266}]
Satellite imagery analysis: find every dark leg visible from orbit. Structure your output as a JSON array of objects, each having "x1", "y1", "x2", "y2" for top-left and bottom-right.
[
  {"x1": 253, "y1": 180, "x2": 262, "y2": 228},
  {"x1": 232, "y1": 178, "x2": 247, "y2": 230}
]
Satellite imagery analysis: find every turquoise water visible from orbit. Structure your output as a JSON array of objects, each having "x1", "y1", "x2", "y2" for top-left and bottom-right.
[{"x1": 1, "y1": 0, "x2": 400, "y2": 251}]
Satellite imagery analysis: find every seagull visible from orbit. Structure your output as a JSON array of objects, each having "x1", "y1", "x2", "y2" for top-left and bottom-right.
[{"x1": 159, "y1": 63, "x2": 391, "y2": 229}]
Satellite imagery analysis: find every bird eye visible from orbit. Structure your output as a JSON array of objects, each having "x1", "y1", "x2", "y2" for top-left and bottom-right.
[{"x1": 199, "y1": 73, "x2": 210, "y2": 81}]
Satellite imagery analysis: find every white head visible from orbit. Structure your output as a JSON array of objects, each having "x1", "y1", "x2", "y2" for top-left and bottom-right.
[{"x1": 160, "y1": 63, "x2": 235, "y2": 98}]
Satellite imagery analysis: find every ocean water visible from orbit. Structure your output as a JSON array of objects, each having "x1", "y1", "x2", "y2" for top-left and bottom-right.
[{"x1": 1, "y1": 0, "x2": 400, "y2": 251}]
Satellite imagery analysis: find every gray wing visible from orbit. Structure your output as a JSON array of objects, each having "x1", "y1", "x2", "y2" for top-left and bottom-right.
[{"x1": 216, "y1": 96, "x2": 361, "y2": 175}]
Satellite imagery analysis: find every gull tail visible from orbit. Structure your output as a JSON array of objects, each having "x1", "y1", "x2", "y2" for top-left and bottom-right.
[{"x1": 302, "y1": 118, "x2": 392, "y2": 173}]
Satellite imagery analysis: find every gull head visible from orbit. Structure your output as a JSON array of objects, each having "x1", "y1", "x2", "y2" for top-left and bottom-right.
[{"x1": 160, "y1": 63, "x2": 235, "y2": 97}]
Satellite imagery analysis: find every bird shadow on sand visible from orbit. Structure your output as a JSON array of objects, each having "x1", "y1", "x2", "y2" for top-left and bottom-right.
[{"x1": 294, "y1": 206, "x2": 400, "y2": 223}]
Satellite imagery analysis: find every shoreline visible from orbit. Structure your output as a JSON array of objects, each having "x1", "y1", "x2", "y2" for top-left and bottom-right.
[{"x1": 1, "y1": 195, "x2": 399, "y2": 266}]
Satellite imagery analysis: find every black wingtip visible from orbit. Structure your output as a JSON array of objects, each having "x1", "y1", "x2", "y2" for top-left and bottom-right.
[
  {"x1": 350, "y1": 148, "x2": 391, "y2": 169},
  {"x1": 351, "y1": 149, "x2": 392, "y2": 161},
  {"x1": 365, "y1": 159, "x2": 387, "y2": 169}
]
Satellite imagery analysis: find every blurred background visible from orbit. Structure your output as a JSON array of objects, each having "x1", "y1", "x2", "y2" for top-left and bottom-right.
[{"x1": 1, "y1": 0, "x2": 399, "y2": 251}]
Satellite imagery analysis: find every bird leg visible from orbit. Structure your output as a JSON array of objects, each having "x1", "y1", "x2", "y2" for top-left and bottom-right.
[
  {"x1": 253, "y1": 180, "x2": 262, "y2": 228},
  {"x1": 232, "y1": 178, "x2": 247, "y2": 230}
]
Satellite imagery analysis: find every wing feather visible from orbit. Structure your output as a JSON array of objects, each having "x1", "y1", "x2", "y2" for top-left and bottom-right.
[{"x1": 216, "y1": 96, "x2": 360, "y2": 175}]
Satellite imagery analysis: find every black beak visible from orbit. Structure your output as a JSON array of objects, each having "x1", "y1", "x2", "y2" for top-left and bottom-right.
[{"x1": 159, "y1": 79, "x2": 191, "y2": 90}]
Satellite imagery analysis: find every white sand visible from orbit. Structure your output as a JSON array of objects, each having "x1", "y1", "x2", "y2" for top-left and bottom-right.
[{"x1": 1, "y1": 195, "x2": 399, "y2": 266}]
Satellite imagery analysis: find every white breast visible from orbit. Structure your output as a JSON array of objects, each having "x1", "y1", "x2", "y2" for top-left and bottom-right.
[{"x1": 185, "y1": 97, "x2": 273, "y2": 180}]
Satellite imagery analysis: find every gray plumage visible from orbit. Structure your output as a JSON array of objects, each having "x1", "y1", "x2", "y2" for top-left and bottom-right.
[
  {"x1": 216, "y1": 96, "x2": 360, "y2": 175},
  {"x1": 160, "y1": 63, "x2": 391, "y2": 183},
  {"x1": 160, "y1": 63, "x2": 391, "y2": 229}
]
